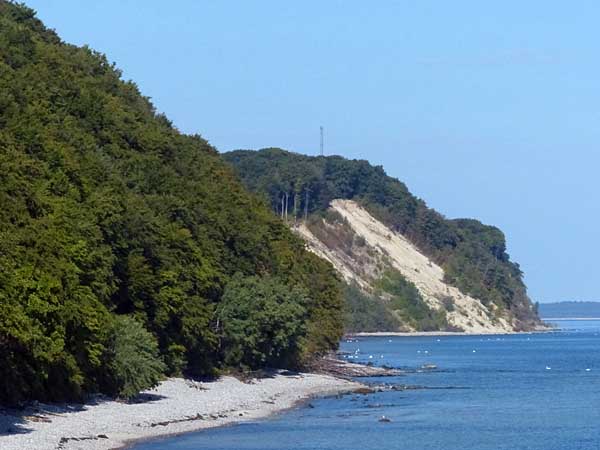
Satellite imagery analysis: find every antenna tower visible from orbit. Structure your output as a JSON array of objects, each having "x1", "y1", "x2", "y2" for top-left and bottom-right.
[{"x1": 320, "y1": 126, "x2": 324, "y2": 156}]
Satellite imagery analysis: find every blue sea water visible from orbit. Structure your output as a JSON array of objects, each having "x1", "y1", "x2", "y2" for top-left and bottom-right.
[{"x1": 133, "y1": 320, "x2": 600, "y2": 450}]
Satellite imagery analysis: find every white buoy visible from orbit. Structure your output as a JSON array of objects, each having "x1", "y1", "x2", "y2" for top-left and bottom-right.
[
  {"x1": 586, "y1": 368, "x2": 591, "y2": 372},
  {"x1": 472, "y1": 350, "x2": 476, "y2": 353}
]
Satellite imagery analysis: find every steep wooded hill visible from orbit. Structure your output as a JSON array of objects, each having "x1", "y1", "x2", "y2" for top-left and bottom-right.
[{"x1": 0, "y1": 3, "x2": 342, "y2": 404}]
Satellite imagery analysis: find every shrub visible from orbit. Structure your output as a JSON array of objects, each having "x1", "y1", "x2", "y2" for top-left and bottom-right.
[
  {"x1": 375, "y1": 269, "x2": 448, "y2": 331},
  {"x1": 441, "y1": 296, "x2": 455, "y2": 312},
  {"x1": 343, "y1": 283, "x2": 399, "y2": 332},
  {"x1": 103, "y1": 316, "x2": 166, "y2": 399},
  {"x1": 354, "y1": 235, "x2": 367, "y2": 247}
]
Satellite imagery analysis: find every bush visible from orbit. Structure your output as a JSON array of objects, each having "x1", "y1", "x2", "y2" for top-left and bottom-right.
[
  {"x1": 354, "y1": 235, "x2": 367, "y2": 247},
  {"x1": 441, "y1": 296, "x2": 455, "y2": 312},
  {"x1": 217, "y1": 274, "x2": 309, "y2": 370},
  {"x1": 103, "y1": 316, "x2": 166, "y2": 399},
  {"x1": 343, "y1": 283, "x2": 399, "y2": 332},
  {"x1": 375, "y1": 269, "x2": 448, "y2": 331}
]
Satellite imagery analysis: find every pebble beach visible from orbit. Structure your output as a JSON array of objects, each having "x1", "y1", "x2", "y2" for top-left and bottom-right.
[{"x1": 0, "y1": 373, "x2": 362, "y2": 450}]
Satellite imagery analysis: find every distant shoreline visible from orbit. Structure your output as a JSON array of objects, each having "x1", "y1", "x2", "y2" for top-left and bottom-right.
[
  {"x1": 542, "y1": 318, "x2": 600, "y2": 321},
  {"x1": 350, "y1": 331, "x2": 517, "y2": 337},
  {"x1": 348, "y1": 328, "x2": 551, "y2": 338}
]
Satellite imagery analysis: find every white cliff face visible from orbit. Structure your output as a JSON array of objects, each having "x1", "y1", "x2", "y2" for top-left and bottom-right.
[{"x1": 296, "y1": 199, "x2": 514, "y2": 333}]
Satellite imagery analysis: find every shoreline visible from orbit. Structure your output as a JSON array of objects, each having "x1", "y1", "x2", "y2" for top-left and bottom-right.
[
  {"x1": 348, "y1": 328, "x2": 552, "y2": 337},
  {"x1": 542, "y1": 317, "x2": 600, "y2": 321},
  {"x1": 0, "y1": 327, "x2": 560, "y2": 449},
  {"x1": 0, "y1": 373, "x2": 363, "y2": 450}
]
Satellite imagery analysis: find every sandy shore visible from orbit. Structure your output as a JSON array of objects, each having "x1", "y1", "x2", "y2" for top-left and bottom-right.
[{"x1": 0, "y1": 372, "x2": 362, "y2": 450}]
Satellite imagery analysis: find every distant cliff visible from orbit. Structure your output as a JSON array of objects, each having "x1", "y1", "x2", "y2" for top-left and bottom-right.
[{"x1": 224, "y1": 148, "x2": 543, "y2": 333}]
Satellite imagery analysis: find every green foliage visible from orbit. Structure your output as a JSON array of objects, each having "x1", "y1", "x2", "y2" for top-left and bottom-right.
[
  {"x1": 224, "y1": 148, "x2": 540, "y2": 330},
  {"x1": 440, "y1": 296, "x2": 455, "y2": 312},
  {"x1": 217, "y1": 274, "x2": 308, "y2": 369},
  {"x1": 375, "y1": 269, "x2": 447, "y2": 331},
  {"x1": 306, "y1": 211, "x2": 355, "y2": 257},
  {"x1": 343, "y1": 283, "x2": 399, "y2": 333},
  {"x1": 102, "y1": 316, "x2": 166, "y2": 399},
  {"x1": 0, "y1": 3, "x2": 343, "y2": 404}
]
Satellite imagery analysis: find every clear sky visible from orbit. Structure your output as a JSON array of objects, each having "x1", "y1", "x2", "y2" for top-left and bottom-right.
[{"x1": 26, "y1": 1, "x2": 600, "y2": 302}]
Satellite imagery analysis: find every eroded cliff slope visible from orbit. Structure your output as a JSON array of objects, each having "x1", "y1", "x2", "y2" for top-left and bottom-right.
[{"x1": 298, "y1": 200, "x2": 514, "y2": 333}]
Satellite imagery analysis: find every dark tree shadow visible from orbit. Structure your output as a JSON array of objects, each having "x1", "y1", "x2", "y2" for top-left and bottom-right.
[
  {"x1": 0, "y1": 409, "x2": 35, "y2": 435},
  {"x1": 124, "y1": 392, "x2": 167, "y2": 404},
  {"x1": 0, "y1": 391, "x2": 168, "y2": 437}
]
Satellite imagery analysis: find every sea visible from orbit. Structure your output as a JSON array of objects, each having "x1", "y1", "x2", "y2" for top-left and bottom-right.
[{"x1": 133, "y1": 320, "x2": 600, "y2": 450}]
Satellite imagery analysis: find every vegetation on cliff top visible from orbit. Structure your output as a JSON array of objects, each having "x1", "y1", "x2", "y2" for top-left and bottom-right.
[{"x1": 0, "y1": 2, "x2": 342, "y2": 404}]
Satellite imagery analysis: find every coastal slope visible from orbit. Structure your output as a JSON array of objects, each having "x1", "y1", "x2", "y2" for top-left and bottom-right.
[
  {"x1": 224, "y1": 148, "x2": 543, "y2": 333},
  {"x1": 298, "y1": 200, "x2": 513, "y2": 333}
]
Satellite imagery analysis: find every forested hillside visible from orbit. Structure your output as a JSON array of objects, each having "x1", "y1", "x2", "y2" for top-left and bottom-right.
[
  {"x1": 224, "y1": 148, "x2": 541, "y2": 331},
  {"x1": 0, "y1": 2, "x2": 343, "y2": 405}
]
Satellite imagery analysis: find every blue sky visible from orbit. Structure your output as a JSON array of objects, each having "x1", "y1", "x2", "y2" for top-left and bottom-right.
[{"x1": 27, "y1": 1, "x2": 600, "y2": 302}]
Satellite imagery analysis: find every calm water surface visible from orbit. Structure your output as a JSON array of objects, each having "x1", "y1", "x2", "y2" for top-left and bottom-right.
[{"x1": 134, "y1": 320, "x2": 600, "y2": 450}]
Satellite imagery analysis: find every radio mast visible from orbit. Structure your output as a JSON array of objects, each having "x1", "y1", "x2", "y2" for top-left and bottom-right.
[{"x1": 320, "y1": 126, "x2": 324, "y2": 156}]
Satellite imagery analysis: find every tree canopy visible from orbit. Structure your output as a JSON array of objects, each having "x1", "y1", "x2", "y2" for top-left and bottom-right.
[{"x1": 0, "y1": 2, "x2": 342, "y2": 404}]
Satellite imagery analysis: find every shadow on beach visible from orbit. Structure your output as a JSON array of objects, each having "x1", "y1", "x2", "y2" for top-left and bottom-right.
[
  {"x1": 0, "y1": 391, "x2": 168, "y2": 437},
  {"x1": 0, "y1": 411, "x2": 32, "y2": 436}
]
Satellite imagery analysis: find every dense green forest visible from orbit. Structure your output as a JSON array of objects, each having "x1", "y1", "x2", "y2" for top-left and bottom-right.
[
  {"x1": 0, "y1": 2, "x2": 343, "y2": 405},
  {"x1": 224, "y1": 148, "x2": 540, "y2": 330}
]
